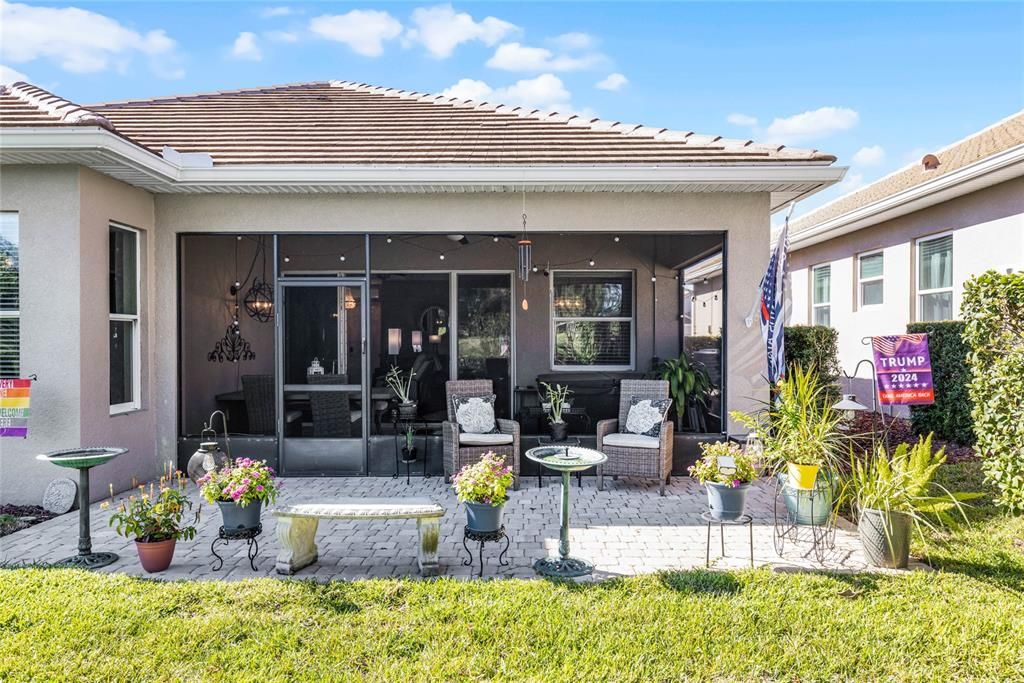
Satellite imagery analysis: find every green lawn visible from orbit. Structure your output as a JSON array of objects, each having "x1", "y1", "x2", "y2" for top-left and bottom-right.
[{"x1": 2, "y1": 462, "x2": 1022, "y2": 682}]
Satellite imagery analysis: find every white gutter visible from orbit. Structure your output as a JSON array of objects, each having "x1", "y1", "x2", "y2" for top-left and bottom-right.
[
  {"x1": 0, "y1": 126, "x2": 847, "y2": 191},
  {"x1": 791, "y1": 144, "x2": 1024, "y2": 249}
]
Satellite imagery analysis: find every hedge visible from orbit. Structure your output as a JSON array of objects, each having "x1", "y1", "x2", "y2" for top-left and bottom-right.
[
  {"x1": 962, "y1": 270, "x2": 1024, "y2": 513},
  {"x1": 784, "y1": 325, "x2": 839, "y2": 384},
  {"x1": 907, "y1": 321, "x2": 974, "y2": 446}
]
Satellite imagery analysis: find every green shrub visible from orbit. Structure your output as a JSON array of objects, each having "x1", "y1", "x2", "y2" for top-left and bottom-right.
[
  {"x1": 907, "y1": 321, "x2": 974, "y2": 445},
  {"x1": 961, "y1": 270, "x2": 1024, "y2": 513},
  {"x1": 784, "y1": 325, "x2": 839, "y2": 384}
]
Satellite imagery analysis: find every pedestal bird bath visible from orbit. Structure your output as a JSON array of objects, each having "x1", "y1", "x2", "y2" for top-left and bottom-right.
[{"x1": 36, "y1": 447, "x2": 127, "y2": 569}]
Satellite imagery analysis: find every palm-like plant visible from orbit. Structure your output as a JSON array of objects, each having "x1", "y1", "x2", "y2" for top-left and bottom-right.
[{"x1": 660, "y1": 351, "x2": 711, "y2": 429}]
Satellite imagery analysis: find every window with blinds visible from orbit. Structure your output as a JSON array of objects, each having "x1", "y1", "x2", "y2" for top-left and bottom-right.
[
  {"x1": 811, "y1": 265, "x2": 831, "y2": 327},
  {"x1": 0, "y1": 213, "x2": 18, "y2": 378},
  {"x1": 551, "y1": 271, "x2": 634, "y2": 369},
  {"x1": 858, "y1": 251, "x2": 884, "y2": 307},
  {"x1": 917, "y1": 234, "x2": 953, "y2": 321}
]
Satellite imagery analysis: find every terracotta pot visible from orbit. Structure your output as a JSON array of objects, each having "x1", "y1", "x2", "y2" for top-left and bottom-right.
[{"x1": 135, "y1": 538, "x2": 176, "y2": 573}]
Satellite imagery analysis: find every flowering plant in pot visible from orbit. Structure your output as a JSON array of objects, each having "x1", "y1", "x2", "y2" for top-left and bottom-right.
[
  {"x1": 106, "y1": 481, "x2": 197, "y2": 573},
  {"x1": 452, "y1": 452, "x2": 514, "y2": 533},
  {"x1": 386, "y1": 365, "x2": 417, "y2": 419},
  {"x1": 689, "y1": 441, "x2": 757, "y2": 521},
  {"x1": 198, "y1": 458, "x2": 278, "y2": 532},
  {"x1": 541, "y1": 381, "x2": 572, "y2": 442}
]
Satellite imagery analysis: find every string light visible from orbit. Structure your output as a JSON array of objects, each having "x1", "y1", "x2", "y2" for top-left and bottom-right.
[
  {"x1": 521, "y1": 298, "x2": 529, "y2": 311},
  {"x1": 613, "y1": 235, "x2": 620, "y2": 242},
  {"x1": 492, "y1": 236, "x2": 500, "y2": 242},
  {"x1": 283, "y1": 256, "x2": 290, "y2": 263},
  {"x1": 651, "y1": 276, "x2": 657, "y2": 282},
  {"x1": 588, "y1": 258, "x2": 595, "y2": 267},
  {"x1": 439, "y1": 253, "x2": 446, "y2": 261},
  {"x1": 532, "y1": 265, "x2": 539, "y2": 273},
  {"x1": 386, "y1": 237, "x2": 393, "y2": 244}
]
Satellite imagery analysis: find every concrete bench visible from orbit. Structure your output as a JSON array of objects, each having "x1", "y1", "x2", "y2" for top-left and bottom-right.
[{"x1": 273, "y1": 498, "x2": 444, "y2": 576}]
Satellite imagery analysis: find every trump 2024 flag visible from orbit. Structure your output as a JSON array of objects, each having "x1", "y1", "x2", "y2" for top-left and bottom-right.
[{"x1": 871, "y1": 334, "x2": 936, "y2": 406}]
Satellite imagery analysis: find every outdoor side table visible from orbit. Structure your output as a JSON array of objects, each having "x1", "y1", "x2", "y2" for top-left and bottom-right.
[
  {"x1": 701, "y1": 511, "x2": 754, "y2": 569},
  {"x1": 526, "y1": 446, "x2": 607, "y2": 578},
  {"x1": 461, "y1": 525, "x2": 511, "y2": 578},
  {"x1": 534, "y1": 436, "x2": 583, "y2": 489}
]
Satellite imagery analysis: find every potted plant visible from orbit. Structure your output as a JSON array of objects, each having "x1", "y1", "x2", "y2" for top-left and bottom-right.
[
  {"x1": 105, "y1": 484, "x2": 197, "y2": 573},
  {"x1": 198, "y1": 457, "x2": 278, "y2": 532},
  {"x1": 688, "y1": 441, "x2": 757, "y2": 521},
  {"x1": 401, "y1": 426, "x2": 417, "y2": 463},
  {"x1": 452, "y1": 452, "x2": 514, "y2": 533},
  {"x1": 841, "y1": 434, "x2": 976, "y2": 569},
  {"x1": 386, "y1": 365, "x2": 417, "y2": 420},
  {"x1": 541, "y1": 381, "x2": 572, "y2": 442},
  {"x1": 661, "y1": 351, "x2": 712, "y2": 432}
]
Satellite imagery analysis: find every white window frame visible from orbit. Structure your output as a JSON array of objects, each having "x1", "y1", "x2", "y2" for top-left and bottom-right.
[
  {"x1": 811, "y1": 263, "x2": 831, "y2": 327},
  {"x1": 0, "y1": 212, "x2": 19, "y2": 378},
  {"x1": 915, "y1": 231, "x2": 954, "y2": 322},
  {"x1": 549, "y1": 269, "x2": 635, "y2": 371},
  {"x1": 857, "y1": 250, "x2": 884, "y2": 308},
  {"x1": 109, "y1": 223, "x2": 141, "y2": 415}
]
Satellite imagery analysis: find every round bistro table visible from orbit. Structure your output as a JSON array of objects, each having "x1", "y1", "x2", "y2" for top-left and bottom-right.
[{"x1": 525, "y1": 445, "x2": 607, "y2": 578}]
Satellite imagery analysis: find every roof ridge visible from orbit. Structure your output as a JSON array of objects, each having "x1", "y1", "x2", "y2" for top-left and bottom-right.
[
  {"x1": 328, "y1": 80, "x2": 827, "y2": 158},
  {"x1": 88, "y1": 81, "x2": 332, "y2": 108},
  {"x1": 3, "y1": 82, "x2": 113, "y2": 130}
]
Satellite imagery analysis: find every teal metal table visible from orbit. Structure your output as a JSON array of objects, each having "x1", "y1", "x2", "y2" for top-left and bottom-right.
[{"x1": 526, "y1": 445, "x2": 607, "y2": 578}]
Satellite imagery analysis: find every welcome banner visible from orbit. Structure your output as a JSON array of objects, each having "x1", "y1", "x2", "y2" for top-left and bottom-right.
[
  {"x1": 0, "y1": 378, "x2": 32, "y2": 437},
  {"x1": 871, "y1": 334, "x2": 936, "y2": 406}
]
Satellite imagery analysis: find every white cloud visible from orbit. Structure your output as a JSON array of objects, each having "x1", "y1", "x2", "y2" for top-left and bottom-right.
[
  {"x1": 265, "y1": 30, "x2": 298, "y2": 44},
  {"x1": 230, "y1": 32, "x2": 262, "y2": 61},
  {"x1": 0, "y1": 1, "x2": 183, "y2": 77},
  {"x1": 839, "y1": 171, "x2": 865, "y2": 193},
  {"x1": 764, "y1": 106, "x2": 859, "y2": 144},
  {"x1": 442, "y1": 73, "x2": 575, "y2": 113},
  {"x1": 595, "y1": 73, "x2": 627, "y2": 91},
  {"x1": 852, "y1": 145, "x2": 885, "y2": 166},
  {"x1": 486, "y1": 42, "x2": 603, "y2": 72},
  {"x1": 259, "y1": 6, "x2": 293, "y2": 19},
  {"x1": 0, "y1": 63, "x2": 28, "y2": 84},
  {"x1": 550, "y1": 32, "x2": 595, "y2": 51},
  {"x1": 309, "y1": 9, "x2": 403, "y2": 57},
  {"x1": 404, "y1": 4, "x2": 517, "y2": 59},
  {"x1": 727, "y1": 112, "x2": 758, "y2": 127}
]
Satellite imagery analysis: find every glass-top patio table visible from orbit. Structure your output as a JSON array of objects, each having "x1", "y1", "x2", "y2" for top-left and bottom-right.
[{"x1": 525, "y1": 445, "x2": 607, "y2": 578}]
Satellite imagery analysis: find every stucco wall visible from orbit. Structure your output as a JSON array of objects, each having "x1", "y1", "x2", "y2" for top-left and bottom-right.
[{"x1": 788, "y1": 176, "x2": 1024, "y2": 404}]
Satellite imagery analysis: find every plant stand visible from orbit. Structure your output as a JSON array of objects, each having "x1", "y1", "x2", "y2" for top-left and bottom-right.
[
  {"x1": 210, "y1": 524, "x2": 262, "y2": 572},
  {"x1": 391, "y1": 411, "x2": 432, "y2": 484},
  {"x1": 461, "y1": 525, "x2": 511, "y2": 578},
  {"x1": 773, "y1": 478, "x2": 836, "y2": 563},
  {"x1": 701, "y1": 511, "x2": 754, "y2": 568}
]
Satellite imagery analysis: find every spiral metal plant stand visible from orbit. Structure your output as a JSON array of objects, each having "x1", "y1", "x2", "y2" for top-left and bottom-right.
[
  {"x1": 210, "y1": 524, "x2": 262, "y2": 572},
  {"x1": 772, "y1": 476, "x2": 837, "y2": 563},
  {"x1": 461, "y1": 525, "x2": 511, "y2": 578}
]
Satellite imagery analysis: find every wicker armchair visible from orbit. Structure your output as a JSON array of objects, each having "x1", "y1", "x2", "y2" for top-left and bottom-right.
[
  {"x1": 241, "y1": 374, "x2": 301, "y2": 436},
  {"x1": 443, "y1": 379, "x2": 520, "y2": 489},
  {"x1": 307, "y1": 374, "x2": 353, "y2": 438},
  {"x1": 596, "y1": 379, "x2": 674, "y2": 496}
]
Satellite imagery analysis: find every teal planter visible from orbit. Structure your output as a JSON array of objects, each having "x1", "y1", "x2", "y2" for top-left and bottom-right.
[
  {"x1": 777, "y1": 473, "x2": 833, "y2": 526},
  {"x1": 705, "y1": 482, "x2": 750, "y2": 521},
  {"x1": 217, "y1": 499, "x2": 262, "y2": 531},
  {"x1": 465, "y1": 502, "x2": 504, "y2": 533}
]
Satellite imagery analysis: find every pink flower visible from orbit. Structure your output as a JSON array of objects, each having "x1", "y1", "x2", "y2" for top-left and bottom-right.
[{"x1": 256, "y1": 485, "x2": 264, "y2": 492}]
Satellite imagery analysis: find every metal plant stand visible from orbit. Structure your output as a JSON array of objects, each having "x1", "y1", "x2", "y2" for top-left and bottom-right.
[
  {"x1": 773, "y1": 477, "x2": 837, "y2": 563},
  {"x1": 526, "y1": 445, "x2": 607, "y2": 578},
  {"x1": 36, "y1": 447, "x2": 127, "y2": 569},
  {"x1": 391, "y1": 411, "x2": 433, "y2": 483},
  {"x1": 702, "y1": 511, "x2": 754, "y2": 568},
  {"x1": 211, "y1": 524, "x2": 262, "y2": 572},
  {"x1": 461, "y1": 525, "x2": 511, "y2": 577}
]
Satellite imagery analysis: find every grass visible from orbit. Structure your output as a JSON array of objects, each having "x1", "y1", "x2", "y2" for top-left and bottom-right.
[{"x1": 2, "y1": 462, "x2": 1022, "y2": 682}]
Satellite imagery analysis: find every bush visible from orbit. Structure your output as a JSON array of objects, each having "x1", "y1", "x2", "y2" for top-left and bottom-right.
[
  {"x1": 907, "y1": 321, "x2": 974, "y2": 446},
  {"x1": 962, "y1": 270, "x2": 1024, "y2": 513},
  {"x1": 784, "y1": 325, "x2": 839, "y2": 384}
]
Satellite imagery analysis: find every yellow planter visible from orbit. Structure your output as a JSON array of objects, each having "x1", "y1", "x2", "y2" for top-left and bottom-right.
[{"x1": 787, "y1": 462, "x2": 820, "y2": 490}]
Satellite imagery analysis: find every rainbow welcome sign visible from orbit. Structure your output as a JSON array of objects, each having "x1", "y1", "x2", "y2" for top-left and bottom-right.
[{"x1": 0, "y1": 378, "x2": 32, "y2": 438}]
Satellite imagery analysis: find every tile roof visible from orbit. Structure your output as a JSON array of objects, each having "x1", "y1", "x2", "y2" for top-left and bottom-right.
[
  {"x1": 2, "y1": 80, "x2": 837, "y2": 167},
  {"x1": 790, "y1": 110, "x2": 1024, "y2": 233}
]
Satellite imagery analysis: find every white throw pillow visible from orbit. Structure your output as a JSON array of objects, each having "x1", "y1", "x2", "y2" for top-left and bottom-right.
[
  {"x1": 623, "y1": 396, "x2": 671, "y2": 437},
  {"x1": 452, "y1": 394, "x2": 499, "y2": 434}
]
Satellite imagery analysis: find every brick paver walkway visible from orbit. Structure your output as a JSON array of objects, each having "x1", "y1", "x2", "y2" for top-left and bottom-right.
[{"x1": 1, "y1": 476, "x2": 909, "y2": 580}]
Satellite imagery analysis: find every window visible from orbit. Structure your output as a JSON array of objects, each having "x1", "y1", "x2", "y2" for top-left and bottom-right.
[
  {"x1": 917, "y1": 234, "x2": 953, "y2": 321},
  {"x1": 858, "y1": 251, "x2": 884, "y2": 307},
  {"x1": 811, "y1": 265, "x2": 831, "y2": 326},
  {"x1": 109, "y1": 224, "x2": 140, "y2": 413},
  {"x1": 0, "y1": 213, "x2": 18, "y2": 378},
  {"x1": 551, "y1": 271, "x2": 633, "y2": 370}
]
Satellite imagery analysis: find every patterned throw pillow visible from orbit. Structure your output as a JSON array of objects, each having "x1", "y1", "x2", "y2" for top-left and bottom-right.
[
  {"x1": 623, "y1": 396, "x2": 671, "y2": 437},
  {"x1": 452, "y1": 394, "x2": 500, "y2": 434}
]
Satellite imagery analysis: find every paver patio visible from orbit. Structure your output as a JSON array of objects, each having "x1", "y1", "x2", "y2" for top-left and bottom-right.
[{"x1": 0, "y1": 476, "x2": 905, "y2": 580}]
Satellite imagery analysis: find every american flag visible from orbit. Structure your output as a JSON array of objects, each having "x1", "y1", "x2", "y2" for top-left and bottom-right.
[{"x1": 759, "y1": 220, "x2": 790, "y2": 384}]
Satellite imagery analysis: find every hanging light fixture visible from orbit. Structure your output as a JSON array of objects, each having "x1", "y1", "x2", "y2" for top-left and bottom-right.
[
  {"x1": 517, "y1": 188, "x2": 532, "y2": 311},
  {"x1": 243, "y1": 237, "x2": 273, "y2": 322},
  {"x1": 210, "y1": 235, "x2": 257, "y2": 363}
]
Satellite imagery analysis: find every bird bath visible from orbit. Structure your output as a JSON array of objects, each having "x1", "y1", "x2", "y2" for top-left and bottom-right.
[{"x1": 36, "y1": 447, "x2": 127, "y2": 569}]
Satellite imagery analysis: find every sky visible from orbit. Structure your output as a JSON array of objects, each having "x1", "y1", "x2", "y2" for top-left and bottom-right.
[{"x1": 1, "y1": 1, "x2": 1022, "y2": 217}]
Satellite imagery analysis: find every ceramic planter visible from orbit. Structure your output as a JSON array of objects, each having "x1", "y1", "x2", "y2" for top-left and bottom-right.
[
  {"x1": 401, "y1": 447, "x2": 418, "y2": 463},
  {"x1": 776, "y1": 473, "x2": 833, "y2": 526},
  {"x1": 217, "y1": 499, "x2": 263, "y2": 532},
  {"x1": 859, "y1": 508, "x2": 912, "y2": 569},
  {"x1": 705, "y1": 482, "x2": 750, "y2": 521},
  {"x1": 549, "y1": 421, "x2": 568, "y2": 442},
  {"x1": 787, "y1": 462, "x2": 820, "y2": 490},
  {"x1": 465, "y1": 501, "x2": 505, "y2": 533},
  {"x1": 135, "y1": 538, "x2": 176, "y2": 573},
  {"x1": 398, "y1": 401, "x2": 418, "y2": 420}
]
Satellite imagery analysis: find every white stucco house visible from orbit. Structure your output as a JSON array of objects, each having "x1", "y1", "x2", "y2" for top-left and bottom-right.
[{"x1": 0, "y1": 80, "x2": 844, "y2": 505}]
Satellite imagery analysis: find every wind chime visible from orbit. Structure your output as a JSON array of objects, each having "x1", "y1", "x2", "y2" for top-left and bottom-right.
[
  {"x1": 517, "y1": 190, "x2": 532, "y2": 311},
  {"x1": 208, "y1": 236, "x2": 256, "y2": 363}
]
